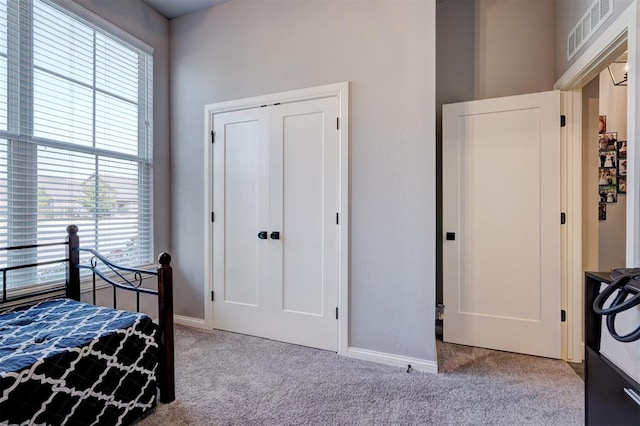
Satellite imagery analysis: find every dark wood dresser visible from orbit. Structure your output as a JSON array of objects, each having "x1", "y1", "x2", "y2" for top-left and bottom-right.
[{"x1": 585, "y1": 272, "x2": 640, "y2": 425}]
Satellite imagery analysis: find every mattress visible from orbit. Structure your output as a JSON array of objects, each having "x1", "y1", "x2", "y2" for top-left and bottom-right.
[{"x1": 0, "y1": 298, "x2": 159, "y2": 425}]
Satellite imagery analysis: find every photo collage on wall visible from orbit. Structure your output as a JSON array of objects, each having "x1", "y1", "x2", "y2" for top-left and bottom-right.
[{"x1": 598, "y1": 115, "x2": 627, "y2": 221}]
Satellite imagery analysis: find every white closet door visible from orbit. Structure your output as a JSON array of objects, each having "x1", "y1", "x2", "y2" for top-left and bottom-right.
[
  {"x1": 267, "y1": 97, "x2": 340, "y2": 351},
  {"x1": 212, "y1": 97, "x2": 339, "y2": 351},
  {"x1": 212, "y1": 107, "x2": 272, "y2": 337}
]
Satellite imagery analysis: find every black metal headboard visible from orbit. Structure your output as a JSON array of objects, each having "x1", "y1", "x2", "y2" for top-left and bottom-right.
[
  {"x1": 1, "y1": 241, "x2": 70, "y2": 305},
  {"x1": 66, "y1": 224, "x2": 171, "y2": 313}
]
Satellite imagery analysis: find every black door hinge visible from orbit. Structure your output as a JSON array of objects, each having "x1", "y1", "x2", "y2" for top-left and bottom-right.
[
  {"x1": 337, "y1": 117, "x2": 339, "y2": 130},
  {"x1": 560, "y1": 115, "x2": 566, "y2": 127},
  {"x1": 335, "y1": 307, "x2": 338, "y2": 320},
  {"x1": 336, "y1": 212, "x2": 339, "y2": 225},
  {"x1": 561, "y1": 310, "x2": 566, "y2": 322},
  {"x1": 211, "y1": 291, "x2": 215, "y2": 302},
  {"x1": 561, "y1": 212, "x2": 566, "y2": 225},
  {"x1": 211, "y1": 131, "x2": 215, "y2": 143},
  {"x1": 211, "y1": 212, "x2": 215, "y2": 222}
]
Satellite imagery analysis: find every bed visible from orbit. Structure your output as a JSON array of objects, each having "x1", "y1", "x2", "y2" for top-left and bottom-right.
[{"x1": 0, "y1": 225, "x2": 175, "y2": 425}]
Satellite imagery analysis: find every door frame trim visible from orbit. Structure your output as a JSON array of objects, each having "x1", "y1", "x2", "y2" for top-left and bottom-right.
[
  {"x1": 554, "y1": 1, "x2": 635, "y2": 361},
  {"x1": 203, "y1": 82, "x2": 350, "y2": 355},
  {"x1": 560, "y1": 90, "x2": 583, "y2": 362}
]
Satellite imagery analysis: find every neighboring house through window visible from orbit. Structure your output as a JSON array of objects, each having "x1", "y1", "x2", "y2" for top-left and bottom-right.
[{"x1": 0, "y1": 0, "x2": 153, "y2": 297}]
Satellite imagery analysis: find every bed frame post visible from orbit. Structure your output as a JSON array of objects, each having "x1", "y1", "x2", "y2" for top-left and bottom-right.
[
  {"x1": 157, "y1": 252, "x2": 175, "y2": 403},
  {"x1": 66, "y1": 225, "x2": 80, "y2": 301}
]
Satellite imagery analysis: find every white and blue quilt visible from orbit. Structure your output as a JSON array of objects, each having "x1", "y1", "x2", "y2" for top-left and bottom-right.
[{"x1": 0, "y1": 299, "x2": 159, "y2": 425}]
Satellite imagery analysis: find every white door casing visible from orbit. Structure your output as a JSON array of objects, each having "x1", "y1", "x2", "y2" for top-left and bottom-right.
[
  {"x1": 443, "y1": 90, "x2": 562, "y2": 359},
  {"x1": 205, "y1": 83, "x2": 349, "y2": 352}
]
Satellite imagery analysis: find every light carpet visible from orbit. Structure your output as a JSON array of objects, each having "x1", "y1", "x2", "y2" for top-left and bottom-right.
[{"x1": 138, "y1": 326, "x2": 583, "y2": 425}]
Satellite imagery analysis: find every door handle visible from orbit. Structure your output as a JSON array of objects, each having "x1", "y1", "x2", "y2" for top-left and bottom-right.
[
  {"x1": 257, "y1": 231, "x2": 268, "y2": 240},
  {"x1": 270, "y1": 231, "x2": 280, "y2": 240}
]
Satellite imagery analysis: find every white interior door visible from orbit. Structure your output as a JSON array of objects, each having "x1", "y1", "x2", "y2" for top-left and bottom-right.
[
  {"x1": 442, "y1": 90, "x2": 562, "y2": 358},
  {"x1": 213, "y1": 97, "x2": 339, "y2": 351}
]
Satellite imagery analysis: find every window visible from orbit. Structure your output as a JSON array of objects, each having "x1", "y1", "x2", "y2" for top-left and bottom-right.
[{"x1": 0, "y1": 0, "x2": 153, "y2": 295}]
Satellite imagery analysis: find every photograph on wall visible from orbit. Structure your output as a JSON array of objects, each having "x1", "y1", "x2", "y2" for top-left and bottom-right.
[
  {"x1": 599, "y1": 132, "x2": 617, "y2": 150},
  {"x1": 618, "y1": 176, "x2": 626, "y2": 194},
  {"x1": 599, "y1": 149, "x2": 617, "y2": 168},
  {"x1": 599, "y1": 115, "x2": 606, "y2": 133},
  {"x1": 599, "y1": 185, "x2": 617, "y2": 203},
  {"x1": 599, "y1": 167, "x2": 617, "y2": 185},
  {"x1": 619, "y1": 159, "x2": 627, "y2": 176},
  {"x1": 617, "y1": 140, "x2": 627, "y2": 159},
  {"x1": 599, "y1": 203, "x2": 607, "y2": 221}
]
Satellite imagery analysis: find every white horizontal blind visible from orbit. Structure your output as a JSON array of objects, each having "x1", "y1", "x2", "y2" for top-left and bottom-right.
[{"x1": 0, "y1": 0, "x2": 153, "y2": 293}]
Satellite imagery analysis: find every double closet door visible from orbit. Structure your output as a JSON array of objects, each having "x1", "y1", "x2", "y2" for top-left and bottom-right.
[{"x1": 212, "y1": 97, "x2": 339, "y2": 351}]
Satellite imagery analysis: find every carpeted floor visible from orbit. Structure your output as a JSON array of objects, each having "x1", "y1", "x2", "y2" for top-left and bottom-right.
[{"x1": 138, "y1": 326, "x2": 584, "y2": 425}]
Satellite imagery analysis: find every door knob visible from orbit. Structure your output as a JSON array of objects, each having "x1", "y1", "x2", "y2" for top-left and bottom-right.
[
  {"x1": 258, "y1": 231, "x2": 268, "y2": 240},
  {"x1": 270, "y1": 231, "x2": 280, "y2": 240}
]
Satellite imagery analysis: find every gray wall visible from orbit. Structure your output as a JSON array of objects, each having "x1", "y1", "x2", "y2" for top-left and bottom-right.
[
  {"x1": 474, "y1": 0, "x2": 555, "y2": 99},
  {"x1": 436, "y1": 0, "x2": 555, "y2": 104},
  {"x1": 71, "y1": 0, "x2": 172, "y2": 257},
  {"x1": 555, "y1": 0, "x2": 633, "y2": 80},
  {"x1": 170, "y1": 0, "x2": 436, "y2": 360}
]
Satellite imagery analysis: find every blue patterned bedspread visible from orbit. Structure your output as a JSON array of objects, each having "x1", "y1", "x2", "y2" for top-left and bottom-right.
[
  {"x1": 0, "y1": 298, "x2": 149, "y2": 374},
  {"x1": 0, "y1": 298, "x2": 159, "y2": 425}
]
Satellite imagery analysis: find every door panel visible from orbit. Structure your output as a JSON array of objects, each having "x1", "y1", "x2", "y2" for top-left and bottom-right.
[
  {"x1": 460, "y1": 109, "x2": 542, "y2": 320},
  {"x1": 269, "y1": 97, "x2": 339, "y2": 351},
  {"x1": 224, "y1": 120, "x2": 262, "y2": 306},
  {"x1": 281, "y1": 112, "x2": 324, "y2": 314},
  {"x1": 443, "y1": 90, "x2": 561, "y2": 358},
  {"x1": 212, "y1": 108, "x2": 270, "y2": 335}
]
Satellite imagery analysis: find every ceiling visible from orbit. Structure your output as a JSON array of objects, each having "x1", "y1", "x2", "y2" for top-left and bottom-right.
[{"x1": 142, "y1": 0, "x2": 227, "y2": 19}]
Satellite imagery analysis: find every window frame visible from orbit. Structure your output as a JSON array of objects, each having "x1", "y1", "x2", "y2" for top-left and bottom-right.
[{"x1": 0, "y1": 0, "x2": 154, "y2": 297}]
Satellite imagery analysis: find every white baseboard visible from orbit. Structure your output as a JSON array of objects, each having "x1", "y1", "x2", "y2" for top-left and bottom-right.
[
  {"x1": 174, "y1": 314, "x2": 208, "y2": 329},
  {"x1": 346, "y1": 347, "x2": 438, "y2": 374}
]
